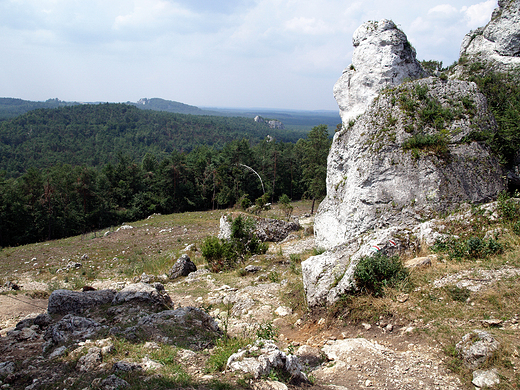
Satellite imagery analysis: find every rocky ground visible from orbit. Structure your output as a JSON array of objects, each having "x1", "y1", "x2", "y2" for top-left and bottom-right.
[{"x1": 0, "y1": 202, "x2": 518, "y2": 390}]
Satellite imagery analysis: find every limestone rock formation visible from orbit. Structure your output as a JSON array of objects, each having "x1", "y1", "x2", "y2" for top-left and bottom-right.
[
  {"x1": 459, "y1": 0, "x2": 520, "y2": 71},
  {"x1": 317, "y1": 77, "x2": 503, "y2": 250},
  {"x1": 218, "y1": 214, "x2": 299, "y2": 242},
  {"x1": 333, "y1": 19, "x2": 426, "y2": 124},
  {"x1": 304, "y1": 34, "x2": 505, "y2": 307}
]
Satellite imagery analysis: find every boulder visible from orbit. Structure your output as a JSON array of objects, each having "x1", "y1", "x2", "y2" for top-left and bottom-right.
[
  {"x1": 112, "y1": 282, "x2": 172, "y2": 308},
  {"x1": 456, "y1": 330, "x2": 500, "y2": 369},
  {"x1": 48, "y1": 289, "x2": 116, "y2": 315},
  {"x1": 168, "y1": 254, "x2": 197, "y2": 280},
  {"x1": 333, "y1": 19, "x2": 426, "y2": 124},
  {"x1": 77, "y1": 347, "x2": 102, "y2": 372},
  {"x1": 459, "y1": 0, "x2": 520, "y2": 71}
]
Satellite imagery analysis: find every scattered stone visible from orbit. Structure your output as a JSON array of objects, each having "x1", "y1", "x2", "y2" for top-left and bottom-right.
[
  {"x1": 295, "y1": 345, "x2": 323, "y2": 367},
  {"x1": 251, "y1": 380, "x2": 288, "y2": 390},
  {"x1": 472, "y1": 369, "x2": 500, "y2": 388},
  {"x1": 396, "y1": 294, "x2": 409, "y2": 303},
  {"x1": 3, "y1": 281, "x2": 20, "y2": 291},
  {"x1": 48, "y1": 346, "x2": 68, "y2": 359},
  {"x1": 81, "y1": 254, "x2": 89, "y2": 261},
  {"x1": 113, "y1": 360, "x2": 142, "y2": 372},
  {"x1": 100, "y1": 374, "x2": 129, "y2": 390},
  {"x1": 168, "y1": 254, "x2": 197, "y2": 280},
  {"x1": 227, "y1": 339, "x2": 307, "y2": 382},
  {"x1": 0, "y1": 362, "x2": 15, "y2": 376},
  {"x1": 456, "y1": 330, "x2": 500, "y2": 369},
  {"x1": 141, "y1": 356, "x2": 163, "y2": 371},
  {"x1": 77, "y1": 347, "x2": 102, "y2": 372},
  {"x1": 245, "y1": 265, "x2": 262, "y2": 273},
  {"x1": 361, "y1": 323, "x2": 371, "y2": 330}
]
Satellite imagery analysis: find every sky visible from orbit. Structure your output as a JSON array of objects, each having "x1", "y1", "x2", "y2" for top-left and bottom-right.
[{"x1": 0, "y1": 0, "x2": 497, "y2": 111}]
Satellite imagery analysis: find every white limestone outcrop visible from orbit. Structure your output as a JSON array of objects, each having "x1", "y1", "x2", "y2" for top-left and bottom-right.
[
  {"x1": 304, "y1": 75, "x2": 505, "y2": 306},
  {"x1": 459, "y1": 0, "x2": 520, "y2": 70},
  {"x1": 333, "y1": 19, "x2": 426, "y2": 124}
]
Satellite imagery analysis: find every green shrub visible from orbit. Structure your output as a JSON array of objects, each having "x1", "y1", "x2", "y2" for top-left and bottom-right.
[
  {"x1": 201, "y1": 215, "x2": 268, "y2": 272},
  {"x1": 278, "y1": 194, "x2": 293, "y2": 220},
  {"x1": 353, "y1": 252, "x2": 409, "y2": 296}
]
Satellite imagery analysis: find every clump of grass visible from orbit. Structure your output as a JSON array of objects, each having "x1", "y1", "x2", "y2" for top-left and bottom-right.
[
  {"x1": 445, "y1": 285, "x2": 471, "y2": 302},
  {"x1": 206, "y1": 337, "x2": 252, "y2": 372}
]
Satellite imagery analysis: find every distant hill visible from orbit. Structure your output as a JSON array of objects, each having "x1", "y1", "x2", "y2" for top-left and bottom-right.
[
  {"x1": 0, "y1": 103, "x2": 303, "y2": 177},
  {"x1": 0, "y1": 98, "x2": 79, "y2": 120}
]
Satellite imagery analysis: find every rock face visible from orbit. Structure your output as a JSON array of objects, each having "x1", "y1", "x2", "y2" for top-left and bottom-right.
[
  {"x1": 316, "y1": 77, "x2": 504, "y2": 251},
  {"x1": 303, "y1": 21, "x2": 506, "y2": 307},
  {"x1": 460, "y1": 0, "x2": 520, "y2": 70},
  {"x1": 333, "y1": 19, "x2": 426, "y2": 124}
]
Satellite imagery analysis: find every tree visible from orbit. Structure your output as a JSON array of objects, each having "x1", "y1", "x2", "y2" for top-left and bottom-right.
[{"x1": 296, "y1": 124, "x2": 331, "y2": 214}]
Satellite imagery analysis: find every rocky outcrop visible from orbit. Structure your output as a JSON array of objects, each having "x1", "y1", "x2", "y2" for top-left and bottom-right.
[
  {"x1": 303, "y1": 22, "x2": 505, "y2": 306},
  {"x1": 456, "y1": 330, "x2": 500, "y2": 369},
  {"x1": 333, "y1": 19, "x2": 426, "y2": 124},
  {"x1": 459, "y1": 0, "x2": 520, "y2": 71},
  {"x1": 254, "y1": 116, "x2": 285, "y2": 130}
]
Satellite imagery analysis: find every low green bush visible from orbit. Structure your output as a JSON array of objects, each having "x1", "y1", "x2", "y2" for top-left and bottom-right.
[
  {"x1": 201, "y1": 215, "x2": 268, "y2": 272},
  {"x1": 431, "y1": 236, "x2": 503, "y2": 260},
  {"x1": 353, "y1": 252, "x2": 409, "y2": 296}
]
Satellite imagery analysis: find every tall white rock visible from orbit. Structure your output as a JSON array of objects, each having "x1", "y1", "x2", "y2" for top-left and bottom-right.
[{"x1": 333, "y1": 19, "x2": 426, "y2": 125}]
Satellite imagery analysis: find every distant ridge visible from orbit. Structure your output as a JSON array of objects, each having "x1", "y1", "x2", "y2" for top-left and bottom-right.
[{"x1": 128, "y1": 97, "x2": 220, "y2": 116}]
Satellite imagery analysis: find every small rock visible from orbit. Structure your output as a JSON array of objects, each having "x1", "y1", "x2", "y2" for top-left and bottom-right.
[
  {"x1": 365, "y1": 379, "x2": 373, "y2": 387},
  {"x1": 275, "y1": 306, "x2": 292, "y2": 317},
  {"x1": 396, "y1": 293, "x2": 409, "y2": 303},
  {"x1": 245, "y1": 265, "x2": 262, "y2": 273},
  {"x1": 362, "y1": 323, "x2": 371, "y2": 330},
  {"x1": 405, "y1": 256, "x2": 432, "y2": 269},
  {"x1": 385, "y1": 324, "x2": 393, "y2": 332},
  {"x1": 472, "y1": 369, "x2": 500, "y2": 388},
  {"x1": 480, "y1": 319, "x2": 503, "y2": 327}
]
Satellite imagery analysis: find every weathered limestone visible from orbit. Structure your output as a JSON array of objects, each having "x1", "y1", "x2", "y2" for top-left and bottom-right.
[
  {"x1": 333, "y1": 19, "x2": 426, "y2": 124},
  {"x1": 304, "y1": 20, "x2": 505, "y2": 307},
  {"x1": 460, "y1": 0, "x2": 520, "y2": 71}
]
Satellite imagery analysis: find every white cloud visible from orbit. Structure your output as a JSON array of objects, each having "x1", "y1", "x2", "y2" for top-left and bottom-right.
[
  {"x1": 461, "y1": 0, "x2": 495, "y2": 28},
  {"x1": 428, "y1": 4, "x2": 458, "y2": 16}
]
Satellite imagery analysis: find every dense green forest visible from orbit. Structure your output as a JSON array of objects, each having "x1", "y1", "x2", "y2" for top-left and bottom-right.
[
  {"x1": 0, "y1": 98, "x2": 78, "y2": 121},
  {"x1": 0, "y1": 125, "x2": 331, "y2": 247},
  {"x1": 0, "y1": 103, "x2": 307, "y2": 178}
]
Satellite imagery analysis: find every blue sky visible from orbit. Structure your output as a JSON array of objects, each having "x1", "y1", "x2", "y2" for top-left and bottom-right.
[{"x1": 0, "y1": 0, "x2": 496, "y2": 110}]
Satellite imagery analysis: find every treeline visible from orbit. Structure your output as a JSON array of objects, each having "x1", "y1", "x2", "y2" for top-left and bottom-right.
[
  {"x1": 0, "y1": 103, "x2": 306, "y2": 178},
  {"x1": 0, "y1": 126, "x2": 331, "y2": 247}
]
